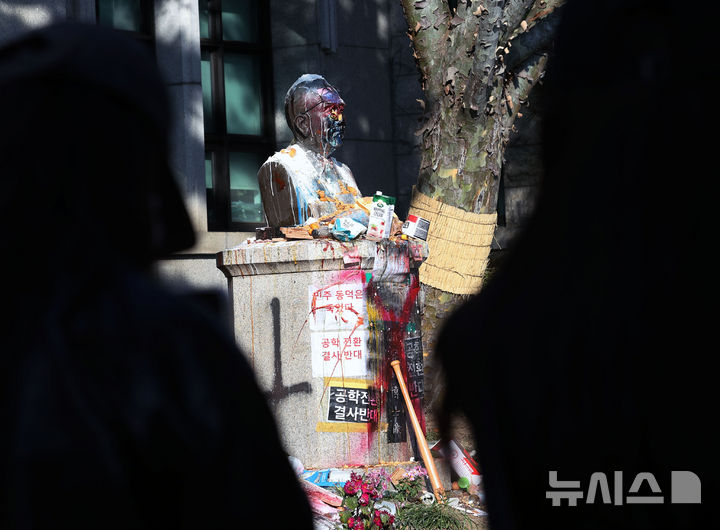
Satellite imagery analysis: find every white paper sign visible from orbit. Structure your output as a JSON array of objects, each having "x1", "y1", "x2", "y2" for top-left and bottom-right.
[
  {"x1": 308, "y1": 282, "x2": 365, "y2": 331},
  {"x1": 308, "y1": 281, "x2": 368, "y2": 377},
  {"x1": 310, "y1": 328, "x2": 369, "y2": 378}
]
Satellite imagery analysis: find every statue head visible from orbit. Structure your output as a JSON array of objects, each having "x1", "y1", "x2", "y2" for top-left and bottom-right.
[{"x1": 284, "y1": 74, "x2": 345, "y2": 156}]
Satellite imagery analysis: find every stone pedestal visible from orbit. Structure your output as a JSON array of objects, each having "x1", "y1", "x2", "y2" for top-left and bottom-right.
[{"x1": 217, "y1": 238, "x2": 427, "y2": 469}]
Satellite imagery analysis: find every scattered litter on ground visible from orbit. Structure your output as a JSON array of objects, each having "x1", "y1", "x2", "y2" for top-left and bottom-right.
[
  {"x1": 288, "y1": 455, "x2": 304, "y2": 476},
  {"x1": 374, "y1": 499, "x2": 397, "y2": 515},
  {"x1": 431, "y1": 438, "x2": 483, "y2": 494},
  {"x1": 447, "y1": 497, "x2": 488, "y2": 517},
  {"x1": 302, "y1": 468, "x2": 353, "y2": 488},
  {"x1": 299, "y1": 476, "x2": 343, "y2": 507},
  {"x1": 420, "y1": 491, "x2": 436, "y2": 505},
  {"x1": 312, "y1": 513, "x2": 338, "y2": 530}
]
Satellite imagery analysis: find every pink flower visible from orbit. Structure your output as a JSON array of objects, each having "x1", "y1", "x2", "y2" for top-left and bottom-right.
[
  {"x1": 344, "y1": 480, "x2": 359, "y2": 495},
  {"x1": 373, "y1": 510, "x2": 384, "y2": 527},
  {"x1": 361, "y1": 482, "x2": 375, "y2": 495},
  {"x1": 352, "y1": 520, "x2": 365, "y2": 530},
  {"x1": 358, "y1": 492, "x2": 370, "y2": 506}
]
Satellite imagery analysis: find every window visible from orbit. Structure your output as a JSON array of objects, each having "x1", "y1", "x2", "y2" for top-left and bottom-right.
[
  {"x1": 200, "y1": 0, "x2": 275, "y2": 231},
  {"x1": 96, "y1": 0, "x2": 154, "y2": 43}
]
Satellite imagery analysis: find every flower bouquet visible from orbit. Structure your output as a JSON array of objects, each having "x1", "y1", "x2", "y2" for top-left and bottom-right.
[{"x1": 338, "y1": 471, "x2": 395, "y2": 529}]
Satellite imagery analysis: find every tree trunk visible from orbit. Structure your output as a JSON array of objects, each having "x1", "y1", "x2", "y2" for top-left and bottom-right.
[{"x1": 399, "y1": 0, "x2": 564, "y2": 414}]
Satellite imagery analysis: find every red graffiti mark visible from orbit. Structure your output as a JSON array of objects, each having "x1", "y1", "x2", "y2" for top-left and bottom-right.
[
  {"x1": 367, "y1": 273, "x2": 425, "y2": 434},
  {"x1": 293, "y1": 277, "x2": 364, "y2": 361},
  {"x1": 314, "y1": 272, "x2": 371, "y2": 400},
  {"x1": 337, "y1": 269, "x2": 364, "y2": 284}
]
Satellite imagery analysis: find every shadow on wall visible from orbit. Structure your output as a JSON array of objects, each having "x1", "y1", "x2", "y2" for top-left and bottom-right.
[
  {"x1": 0, "y1": 1, "x2": 209, "y2": 239},
  {"x1": 0, "y1": 1, "x2": 58, "y2": 45}
]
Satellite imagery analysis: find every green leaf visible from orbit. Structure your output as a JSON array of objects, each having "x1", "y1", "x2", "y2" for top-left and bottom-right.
[
  {"x1": 345, "y1": 496, "x2": 358, "y2": 510},
  {"x1": 340, "y1": 510, "x2": 352, "y2": 524}
]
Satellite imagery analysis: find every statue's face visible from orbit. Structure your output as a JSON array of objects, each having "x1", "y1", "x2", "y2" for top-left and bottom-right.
[{"x1": 296, "y1": 86, "x2": 345, "y2": 156}]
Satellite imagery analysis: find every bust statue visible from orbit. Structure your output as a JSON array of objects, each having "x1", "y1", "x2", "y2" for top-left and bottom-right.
[{"x1": 258, "y1": 74, "x2": 362, "y2": 227}]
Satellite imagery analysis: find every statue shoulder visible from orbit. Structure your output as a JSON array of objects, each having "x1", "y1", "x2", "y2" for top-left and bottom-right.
[
  {"x1": 331, "y1": 157, "x2": 357, "y2": 184},
  {"x1": 259, "y1": 147, "x2": 299, "y2": 174},
  {"x1": 258, "y1": 156, "x2": 285, "y2": 178},
  {"x1": 329, "y1": 156, "x2": 349, "y2": 172},
  {"x1": 265, "y1": 146, "x2": 315, "y2": 172}
]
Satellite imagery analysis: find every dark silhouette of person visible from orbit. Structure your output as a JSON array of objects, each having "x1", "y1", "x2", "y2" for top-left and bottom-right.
[
  {"x1": 0, "y1": 23, "x2": 312, "y2": 529},
  {"x1": 436, "y1": 1, "x2": 715, "y2": 529}
]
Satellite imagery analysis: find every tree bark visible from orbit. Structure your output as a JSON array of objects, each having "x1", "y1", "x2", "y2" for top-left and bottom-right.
[
  {"x1": 403, "y1": 0, "x2": 562, "y2": 214},
  {"x1": 399, "y1": 0, "x2": 564, "y2": 415}
]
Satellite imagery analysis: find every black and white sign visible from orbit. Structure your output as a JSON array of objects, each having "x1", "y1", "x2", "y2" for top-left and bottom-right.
[{"x1": 327, "y1": 386, "x2": 376, "y2": 423}]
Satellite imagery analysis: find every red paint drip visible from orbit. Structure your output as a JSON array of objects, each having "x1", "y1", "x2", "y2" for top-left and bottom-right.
[{"x1": 367, "y1": 273, "x2": 425, "y2": 436}]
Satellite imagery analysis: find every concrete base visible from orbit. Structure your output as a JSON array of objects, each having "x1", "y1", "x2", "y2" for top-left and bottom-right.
[{"x1": 217, "y1": 238, "x2": 427, "y2": 468}]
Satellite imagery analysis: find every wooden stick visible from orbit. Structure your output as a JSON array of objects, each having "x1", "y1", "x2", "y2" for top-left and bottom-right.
[{"x1": 390, "y1": 359, "x2": 445, "y2": 499}]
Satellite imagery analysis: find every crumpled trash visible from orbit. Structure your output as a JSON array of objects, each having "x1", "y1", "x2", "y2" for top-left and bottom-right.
[
  {"x1": 336, "y1": 208, "x2": 369, "y2": 227},
  {"x1": 446, "y1": 497, "x2": 488, "y2": 517},
  {"x1": 302, "y1": 468, "x2": 352, "y2": 487},
  {"x1": 331, "y1": 217, "x2": 367, "y2": 241},
  {"x1": 300, "y1": 478, "x2": 343, "y2": 507},
  {"x1": 420, "y1": 491, "x2": 436, "y2": 505},
  {"x1": 374, "y1": 500, "x2": 397, "y2": 515},
  {"x1": 430, "y1": 438, "x2": 482, "y2": 489},
  {"x1": 288, "y1": 455, "x2": 304, "y2": 476},
  {"x1": 313, "y1": 513, "x2": 339, "y2": 530}
]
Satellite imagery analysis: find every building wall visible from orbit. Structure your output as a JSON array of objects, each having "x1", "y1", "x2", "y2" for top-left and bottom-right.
[
  {"x1": 389, "y1": 0, "x2": 424, "y2": 219},
  {"x1": 270, "y1": 0, "x2": 396, "y2": 202}
]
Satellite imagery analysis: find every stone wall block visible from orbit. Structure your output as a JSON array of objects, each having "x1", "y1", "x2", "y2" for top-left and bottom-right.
[
  {"x1": 269, "y1": 0, "x2": 318, "y2": 48},
  {"x1": 270, "y1": 45, "x2": 323, "y2": 147},
  {"x1": 336, "y1": 0, "x2": 389, "y2": 48},
  {"x1": 155, "y1": 0, "x2": 202, "y2": 86},
  {"x1": 166, "y1": 82, "x2": 207, "y2": 233},
  {"x1": 334, "y1": 140, "x2": 395, "y2": 198},
  {"x1": 322, "y1": 46, "x2": 393, "y2": 142}
]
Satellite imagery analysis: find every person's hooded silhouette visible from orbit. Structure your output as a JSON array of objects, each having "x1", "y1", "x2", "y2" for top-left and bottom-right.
[
  {"x1": 436, "y1": 1, "x2": 714, "y2": 529},
  {"x1": 0, "y1": 23, "x2": 312, "y2": 529}
]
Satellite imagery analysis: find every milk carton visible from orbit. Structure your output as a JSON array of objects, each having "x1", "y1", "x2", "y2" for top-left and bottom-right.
[{"x1": 365, "y1": 191, "x2": 395, "y2": 240}]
